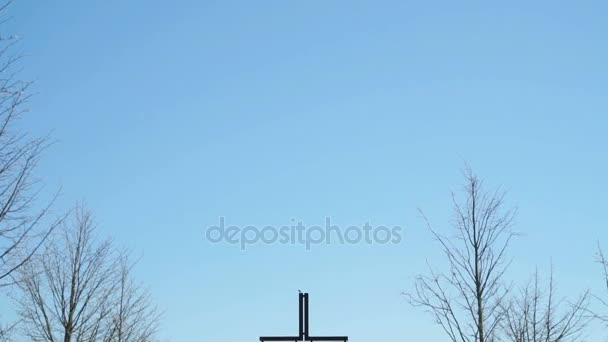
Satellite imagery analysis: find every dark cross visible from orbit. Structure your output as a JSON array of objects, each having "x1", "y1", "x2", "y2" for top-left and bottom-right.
[{"x1": 260, "y1": 292, "x2": 348, "y2": 342}]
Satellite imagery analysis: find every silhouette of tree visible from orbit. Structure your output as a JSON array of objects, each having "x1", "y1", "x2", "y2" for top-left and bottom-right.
[
  {"x1": 408, "y1": 169, "x2": 516, "y2": 342},
  {"x1": 502, "y1": 267, "x2": 589, "y2": 342},
  {"x1": 0, "y1": 1, "x2": 62, "y2": 287},
  {"x1": 589, "y1": 245, "x2": 608, "y2": 328},
  {"x1": 103, "y1": 255, "x2": 161, "y2": 342},
  {"x1": 14, "y1": 207, "x2": 160, "y2": 342}
]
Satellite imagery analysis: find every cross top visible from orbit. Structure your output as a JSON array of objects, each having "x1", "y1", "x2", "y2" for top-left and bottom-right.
[{"x1": 259, "y1": 292, "x2": 348, "y2": 342}]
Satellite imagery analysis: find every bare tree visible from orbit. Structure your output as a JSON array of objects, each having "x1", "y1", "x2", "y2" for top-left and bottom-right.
[
  {"x1": 0, "y1": 1, "x2": 61, "y2": 286},
  {"x1": 15, "y1": 208, "x2": 117, "y2": 342},
  {"x1": 407, "y1": 169, "x2": 516, "y2": 342},
  {"x1": 590, "y1": 245, "x2": 608, "y2": 327},
  {"x1": 0, "y1": 2, "x2": 65, "y2": 337},
  {"x1": 502, "y1": 267, "x2": 589, "y2": 342},
  {"x1": 14, "y1": 207, "x2": 160, "y2": 342},
  {"x1": 103, "y1": 256, "x2": 160, "y2": 342}
]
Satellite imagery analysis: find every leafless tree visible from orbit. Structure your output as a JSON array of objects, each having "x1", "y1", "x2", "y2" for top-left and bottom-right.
[
  {"x1": 590, "y1": 245, "x2": 608, "y2": 327},
  {"x1": 102, "y1": 255, "x2": 161, "y2": 342},
  {"x1": 0, "y1": 1, "x2": 61, "y2": 286},
  {"x1": 502, "y1": 267, "x2": 590, "y2": 342},
  {"x1": 407, "y1": 169, "x2": 516, "y2": 342},
  {"x1": 14, "y1": 207, "x2": 160, "y2": 342},
  {"x1": 15, "y1": 208, "x2": 117, "y2": 341}
]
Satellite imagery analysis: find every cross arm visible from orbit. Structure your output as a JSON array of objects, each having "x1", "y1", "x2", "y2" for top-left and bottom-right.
[
  {"x1": 259, "y1": 336, "x2": 301, "y2": 342},
  {"x1": 306, "y1": 336, "x2": 348, "y2": 341}
]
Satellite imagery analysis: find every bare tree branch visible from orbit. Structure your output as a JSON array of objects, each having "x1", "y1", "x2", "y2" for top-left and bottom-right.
[
  {"x1": 0, "y1": 1, "x2": 61, "y2": 287},
  {"x1": 588, "y1": 244, "x2": 608, "y2": 327},
  {"x1": 14, "y1": 207, "x2": 161, "y2": 342},
  {"x1": 102, "y1": 255, "x2": 161, "y2": 342},
  {"x1": 406, "y1": 168, "x2": 516, "y2": 342},
  {"x1": 502, "y1": 266, "x2": 590, "y2": 342}
]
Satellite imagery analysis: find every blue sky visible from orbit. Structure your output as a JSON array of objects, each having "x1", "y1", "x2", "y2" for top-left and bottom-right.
[{"x1": 2, "y1": 0, "x2": 608, "y2": 341}]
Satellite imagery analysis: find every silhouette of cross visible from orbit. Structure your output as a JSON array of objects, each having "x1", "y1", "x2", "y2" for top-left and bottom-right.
[{"x1": 260, "y1": 293, "x2": 348, "y2": 342}]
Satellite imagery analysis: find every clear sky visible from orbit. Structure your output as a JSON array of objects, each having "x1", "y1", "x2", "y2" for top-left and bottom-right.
[{"x1": 2, "y1": 0, "x2": 608, "y2": 341}]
